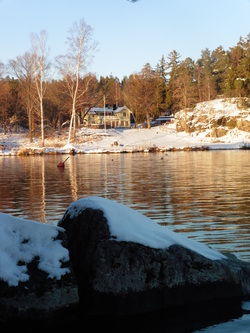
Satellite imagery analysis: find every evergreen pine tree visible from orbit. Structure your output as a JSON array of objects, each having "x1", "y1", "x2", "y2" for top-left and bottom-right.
[
  {"x1": 156, "y1": 56, "x2": 168, "y2": 114},
  {"x1": 172, "y1": 57, "x2": 197, "y2": 113},
  {"x1": 167, "y1": 50, "x2": 181, "y2": 111},
  {"x1": 196, "y1": 48, "x2": 217, "y2": 101},
  {"x1": 211, "y1": 46, "x2": 230, "y2": 96}
]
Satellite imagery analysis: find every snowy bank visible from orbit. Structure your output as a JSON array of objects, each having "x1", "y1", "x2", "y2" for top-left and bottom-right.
[{"x1": 0, "y1": 99, "x2": 249, "y2": 156}]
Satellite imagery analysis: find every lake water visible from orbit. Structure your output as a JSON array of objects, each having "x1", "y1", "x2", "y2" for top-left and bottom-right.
[{"x1": 0, "y1": 150, "x2": 249, "y2": 332}]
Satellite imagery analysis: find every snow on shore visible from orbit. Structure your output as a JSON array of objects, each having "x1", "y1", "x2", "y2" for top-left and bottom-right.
[
  {"x1": 0, "y1": 125, "x2": 249, "y2": 156},
  {"x1": 0, "y1": 99, "x2": 249, "y2": 155}
]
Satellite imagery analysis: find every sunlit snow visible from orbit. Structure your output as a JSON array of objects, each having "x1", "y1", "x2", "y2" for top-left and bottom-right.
[
  {"x1": 64, "y1": 196, "x2": 226, "y2": 261},
  {"x1": 0, "y1": 213, "x2": 70, "y2": 287}
]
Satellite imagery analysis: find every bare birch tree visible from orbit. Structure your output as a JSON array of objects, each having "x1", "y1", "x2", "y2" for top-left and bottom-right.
[
  {"x1": 9, "y1": 52, "x2": 36, "y2": 142},
  {"x1": 56, "y1": 18, "x2": 97, "y2": 144},
  {"x1": 31, "y1": 30, "x2": 50, "y2": 147},
  {"x1": 0, "y1": 63, "x2": 8, "y2": 134}
]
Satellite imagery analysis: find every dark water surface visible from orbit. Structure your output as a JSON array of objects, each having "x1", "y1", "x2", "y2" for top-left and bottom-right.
[{"x1": 0, "y1": 150, "x2": 249, "y2": 332}]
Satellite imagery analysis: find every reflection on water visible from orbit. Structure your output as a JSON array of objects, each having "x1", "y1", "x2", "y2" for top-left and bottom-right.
[{"x1": 0, "y1": 151, "x2": 250, "y2": 260}]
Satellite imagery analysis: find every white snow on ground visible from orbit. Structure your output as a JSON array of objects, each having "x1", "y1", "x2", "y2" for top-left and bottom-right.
[
  {"x1": 194, "y1": 98, "x2": 250, "y2": 119},
  {"x1": 0, "y1": 99, "x2": 249, "y2": 155},
  {"x1": 0, "y1": 124, "x2": 249, "y2": 155}
]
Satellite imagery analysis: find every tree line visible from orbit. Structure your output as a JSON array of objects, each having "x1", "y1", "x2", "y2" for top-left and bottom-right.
[{"x1": 0, "y1": 18, "x2": 249, "y2": 145}]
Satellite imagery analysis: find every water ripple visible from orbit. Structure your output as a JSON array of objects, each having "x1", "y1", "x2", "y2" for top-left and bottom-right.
[{"x1": 0, "y1": 151, "x2": 249, "y2": 261}]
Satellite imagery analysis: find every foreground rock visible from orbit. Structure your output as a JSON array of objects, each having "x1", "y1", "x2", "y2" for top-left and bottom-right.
[
  {"x1": 58, "y1": 197, "x2": 250, "y2": 317},
  {"x1": 2, "y1": 197, "x2": 250, "y2": 331},
  {"x1": 0, "y1": 213, "x2": 78, "y2": 327}
]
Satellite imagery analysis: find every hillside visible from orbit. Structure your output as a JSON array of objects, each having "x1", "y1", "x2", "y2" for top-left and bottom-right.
[{"x1": 175, "y1": 98, "x2": 250, "y2": 140}]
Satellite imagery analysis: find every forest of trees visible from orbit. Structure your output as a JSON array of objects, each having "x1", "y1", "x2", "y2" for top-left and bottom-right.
[{"x1": 0, "y1": 19, "x2": 249, "y2": 144}]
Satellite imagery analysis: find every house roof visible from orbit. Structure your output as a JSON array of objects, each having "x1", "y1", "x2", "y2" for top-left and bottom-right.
[
  {"x1": 88, "y1": 106, "x2": 130, "y2": 115},
  {"x1": 114, "y1": 106, "x2": 129, "y2": 113}
]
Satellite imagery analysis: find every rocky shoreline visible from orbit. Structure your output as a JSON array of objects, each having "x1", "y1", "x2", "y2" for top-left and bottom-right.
[{"x1": 1, "y1": 142, "x2": 250, "y2": 157}]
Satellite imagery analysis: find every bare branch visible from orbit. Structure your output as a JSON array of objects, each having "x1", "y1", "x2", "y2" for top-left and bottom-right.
[
  {"x1": 8, "y1": 52, "x2": 37, "y2": 142},
  {"x1": 56, "y1": 18, "x2": 97, "y2": 144}
]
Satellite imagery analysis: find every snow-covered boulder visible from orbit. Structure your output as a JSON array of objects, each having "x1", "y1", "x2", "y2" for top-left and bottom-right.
[
  {"x1": 58, "y1": 196, "x2": 250, "y2": 316},
  {"x1": 0, "y1": 213, "x2": 78, "y2": 326}
]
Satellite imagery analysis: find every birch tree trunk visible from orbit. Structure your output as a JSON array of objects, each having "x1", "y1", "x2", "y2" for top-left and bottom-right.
[
  {"x1": 56, "y1": 18, "x2": 97, "y2": 145},
  {"x1": 31, "y1": 30, "x2": 49, "y2": 147}
]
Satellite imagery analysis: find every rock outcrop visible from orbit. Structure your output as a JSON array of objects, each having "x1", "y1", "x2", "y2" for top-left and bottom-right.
[
  {"x1": 174, "y1": 98, "x2": 250, "y2": 139},
  {"x1": 58, "y1": 197, "x2": 250, "y2": 317}
]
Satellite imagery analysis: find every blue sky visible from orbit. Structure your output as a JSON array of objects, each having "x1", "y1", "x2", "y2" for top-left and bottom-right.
[{"x1": 0, "y1": 0, "x2": 249, "y2": 80}]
